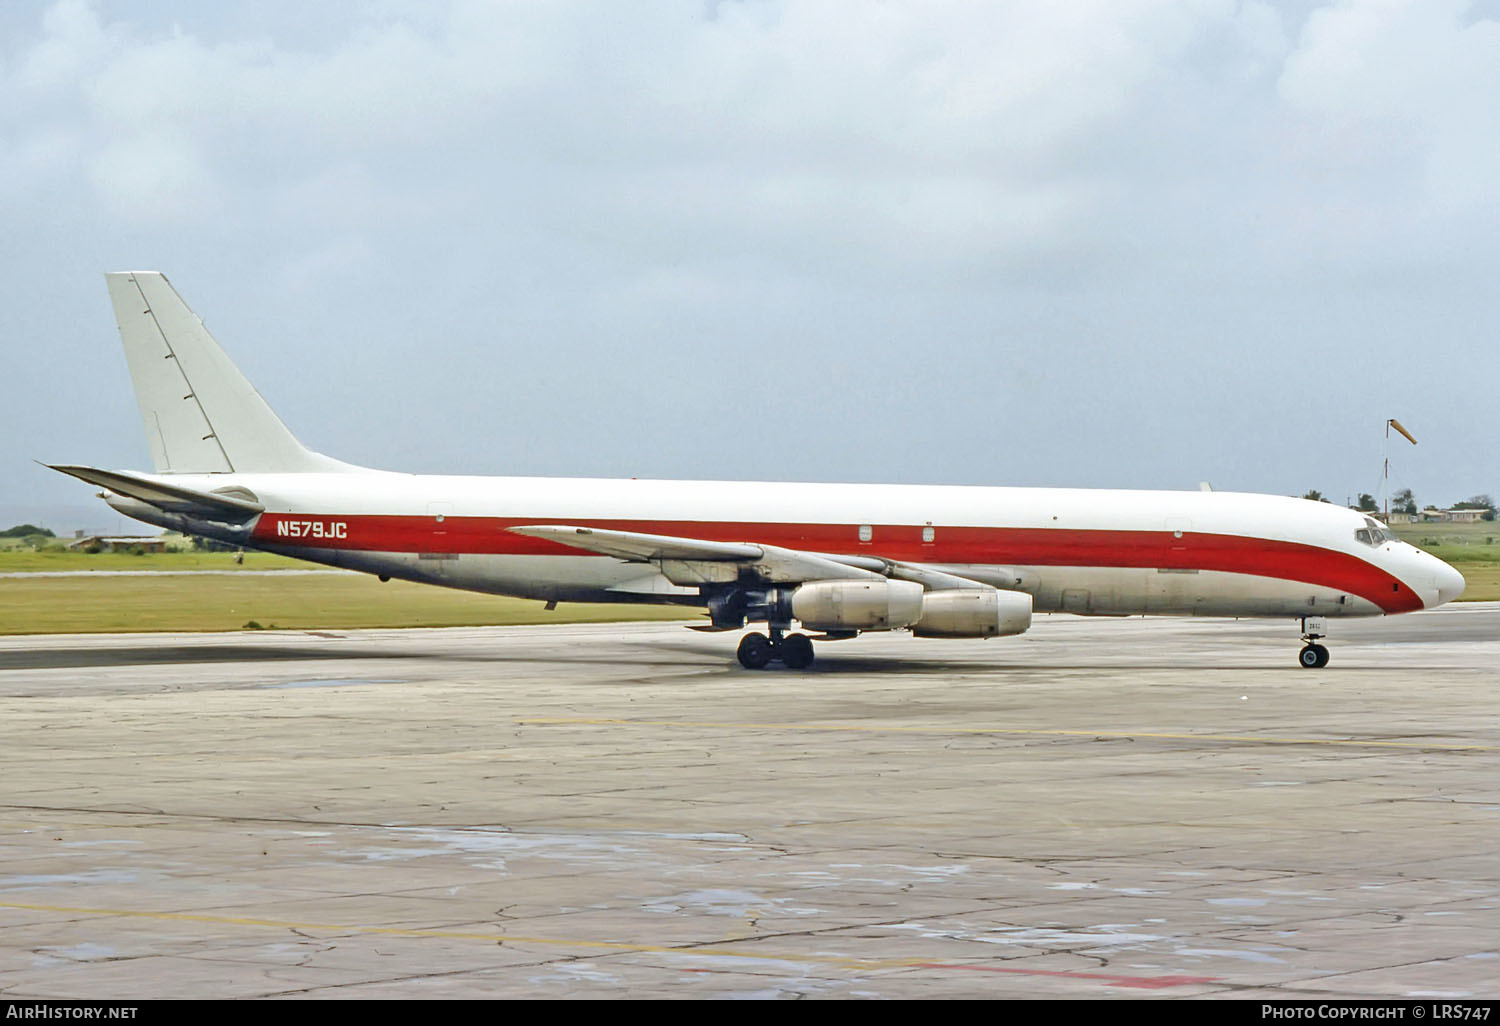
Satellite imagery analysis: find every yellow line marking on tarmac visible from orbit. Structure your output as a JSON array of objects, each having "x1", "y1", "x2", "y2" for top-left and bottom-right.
[
  {"x1": 516, "y1": 717, "x2": 1495, "y2": 752},
  {"x1": 0, "y1": 900, "x2": 897, "y2": 971}
]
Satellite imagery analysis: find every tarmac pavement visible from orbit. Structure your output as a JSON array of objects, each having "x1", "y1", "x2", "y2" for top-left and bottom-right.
[{"x1": 0, "y1": 604, "x2": 1495, "y2": 999}]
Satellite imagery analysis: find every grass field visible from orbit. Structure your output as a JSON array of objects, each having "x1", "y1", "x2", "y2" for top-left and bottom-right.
[
  {"x1": 0, "y1": 573, "x2": 698, "y2": 635},
  {"x1": 0, "y1": 548, "x2": 307, "y2": 573},
  {"x1": 1388, "y1": 520, "x2": 1500, "y2": 568},
  {"x1": 1387, "y1": 519, "x2": 1499, "y2": 545},
  {"x1": 1446, "y1": 564, "x2": 1500, "y2": 601}
]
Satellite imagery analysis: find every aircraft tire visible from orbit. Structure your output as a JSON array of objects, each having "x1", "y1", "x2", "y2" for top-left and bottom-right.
[
  {"x1": 781, "y1": 633, "x2": 815, "y2": 670},
  {"x1": 737, "y1": 633, "x2": 774, "y2": 670},
  {"x1": 1298, "y1": 644, "x2": 1330, "y2": 669}
]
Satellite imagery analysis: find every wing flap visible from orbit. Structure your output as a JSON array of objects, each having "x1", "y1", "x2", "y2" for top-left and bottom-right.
[
  {"x1": 511, "y1": 525, "x2": 891, "y2": 585},
  {"x1": 508, "y1": 525, "x2": 763, "y2": 562}
]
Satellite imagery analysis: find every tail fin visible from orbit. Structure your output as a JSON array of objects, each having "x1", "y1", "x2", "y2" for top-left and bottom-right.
[{"x1": 106, "y1": 271, "x2": 350, "y2": 474}]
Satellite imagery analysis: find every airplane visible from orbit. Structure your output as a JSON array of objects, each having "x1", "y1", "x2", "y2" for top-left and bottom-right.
[{"x1": 49, "y1": 271, "x2": 1466, "y2": 670}]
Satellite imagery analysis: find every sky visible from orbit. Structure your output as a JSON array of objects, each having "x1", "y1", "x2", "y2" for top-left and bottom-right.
[{"x1": 3, "y1": 0, "x2": 1497, "y2": 533}]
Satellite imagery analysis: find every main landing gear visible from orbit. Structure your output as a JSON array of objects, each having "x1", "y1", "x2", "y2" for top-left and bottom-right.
[
  {"x1": 737, "y1": 628, "x2": 815, "y2": 670},
  {"x1": 1298, "y1": 616, "x2": 1330, "y2": 669}
]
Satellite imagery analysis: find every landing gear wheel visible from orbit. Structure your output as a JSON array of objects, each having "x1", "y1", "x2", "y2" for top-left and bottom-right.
[
  {"x1": 1298, "y1": 644, "x2": 1330, "y2": 669},
  {"x1": 1297, "y1": 617, "x2": 1330, "y2": 670},
  {"x1": 780, "y1": 633, "x2": 815, "y2": 670},
  {"x1": 737, "y1": 632, "x2": 774, "y2": 669}
]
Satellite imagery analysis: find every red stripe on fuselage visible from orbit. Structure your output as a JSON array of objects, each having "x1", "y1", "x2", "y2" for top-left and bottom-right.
[{"x1": 251, "y1": 514, "x2": 1421, "y2": 614}]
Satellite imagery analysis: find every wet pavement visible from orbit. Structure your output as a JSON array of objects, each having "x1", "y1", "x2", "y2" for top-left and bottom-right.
[{"x1": 0, "y1": 605, "x2": 1496, "y2": 998}]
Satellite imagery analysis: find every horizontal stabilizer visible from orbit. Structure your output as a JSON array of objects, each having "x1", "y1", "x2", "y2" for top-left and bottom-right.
[{"x1": 45, "y1": 464, "x2": 264, "y2": 521}]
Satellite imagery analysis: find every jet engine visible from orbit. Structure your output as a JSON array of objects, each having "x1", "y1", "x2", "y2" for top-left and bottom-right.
[
  {"x1": 912, "y1": 588, "x2": 1032, "y2": 638},
  {"x1": 785, "y1": 579, "x2": 925, "y2": 631}
]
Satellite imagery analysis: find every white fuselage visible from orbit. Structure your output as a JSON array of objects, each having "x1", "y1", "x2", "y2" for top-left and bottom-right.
[{"x1": 108, "y1": 470, "x2": 1467, "y2": 619}]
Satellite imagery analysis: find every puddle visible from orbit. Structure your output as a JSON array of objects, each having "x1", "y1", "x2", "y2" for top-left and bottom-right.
[
  {"x1": 881, "y1": 921, "x2": 1169, "y2": 949},
  {"x1": 527, "y1": 962, "x2": 622, "y2": 986},
  {"x1": 1175, "y1": 946, "x2": 1287, "y2": 964},
  {"x1": 58, "y1": 840, "x2": 145, "y2": 848},
  {"x1": 643, "y1": 889, "x2": 822, "y2": 917},
  {"x1": 33, "y1": 943, "x2": 117, "y2": 963},
  {"x1": 1, "y1": 870, "x2": 139, "y2": 890},
  {"x1": 265, "y1": 678, "x2": 407, "y2": 689},
  {"x1": 334, "y1": 826, "x2": 651, "y2": 873},
  {"x1": 782, "y1": 863, "x2": 971, "y2": 889}
]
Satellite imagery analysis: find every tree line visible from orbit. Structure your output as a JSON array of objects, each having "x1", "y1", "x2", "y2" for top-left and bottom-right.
[
  {"x1": 1301, "y1": 491, "x2": 1496, "y2": 518},
  {"x1": 0, "y1": 524, "x2": 55, "y2": 538}
]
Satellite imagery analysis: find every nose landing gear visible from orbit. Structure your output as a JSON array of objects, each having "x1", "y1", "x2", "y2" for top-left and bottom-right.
[
  {"x1": 1298, "y1": 643, "x2": 1330, "y2": 668},
  {"x1": 1298, "y1": 616, "x2": 1330, "y2": 669}
]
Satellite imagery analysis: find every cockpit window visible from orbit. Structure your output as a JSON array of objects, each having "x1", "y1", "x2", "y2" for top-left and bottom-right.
[{"x1": 1357, "y1": 518, "x2": 1395, "y2": 546}]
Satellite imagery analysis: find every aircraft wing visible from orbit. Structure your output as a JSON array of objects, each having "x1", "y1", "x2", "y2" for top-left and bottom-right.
[
  {"x1": 508, "y1": 525, "x2": 762, "y2": 562},
  {"x1": 508, "y1": 524, "x2": 999, "y2": 591},
  {"x1": 45, "y1": 464, "x2": 264, "y2": 522},
  {"x1": 509, "y1": 525, "x2": 889, "y2": 584}
]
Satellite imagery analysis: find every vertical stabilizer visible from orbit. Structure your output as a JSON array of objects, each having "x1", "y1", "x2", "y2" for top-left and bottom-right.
[{"x1": 107, "y1": 272, "x2": 348, "y2": 474}]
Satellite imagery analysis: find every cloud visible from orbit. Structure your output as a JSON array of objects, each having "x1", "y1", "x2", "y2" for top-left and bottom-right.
[
  {"x1": 5, "y1": 1, "x2": 1286, "y2": 266},
  {"x1": 2, "y1": 0, "x2": 1497, "y2": 509},
  {"x1": 13, "y1": 0, "x2": 113, "y2": 92},
  {"x1": 1280, "y1": 0, "x2": 1500, "y2": 212}
]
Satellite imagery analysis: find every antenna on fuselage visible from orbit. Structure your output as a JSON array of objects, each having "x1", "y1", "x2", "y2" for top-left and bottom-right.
[{"x1": 1383, "y1": 418, "x2": 1418, "y2": 518}]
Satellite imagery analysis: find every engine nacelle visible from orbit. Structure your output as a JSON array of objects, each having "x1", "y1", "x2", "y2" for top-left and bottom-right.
[
  {"x1": 791, "y1": 579, "x2": 925, "y2": 631},
  {"x1": 912, "y1": 588, "x2": 1032, "y2": 638}
]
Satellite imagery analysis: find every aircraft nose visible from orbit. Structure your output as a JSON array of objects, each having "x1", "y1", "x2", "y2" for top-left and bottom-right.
[{"x1": 1433, "y1": 560, "x2": 1466, "y2": 607}]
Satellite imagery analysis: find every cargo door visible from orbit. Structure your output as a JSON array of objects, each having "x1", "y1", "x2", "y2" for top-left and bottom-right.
[
  {"x1": 421, "y1": 500, "x2": 457, "y2": 577},
  {"x1": 1061, "y1": 588, "x2": 1091, "y2": 614},
  {"x1": 1150, "y1": 517, "x2": 1196, "y2": 613}
]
